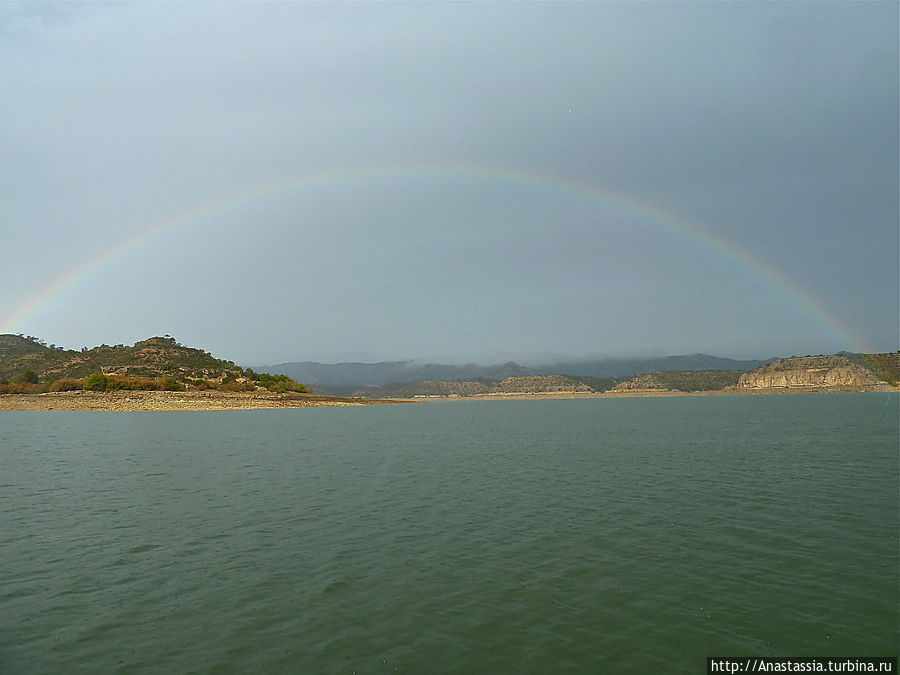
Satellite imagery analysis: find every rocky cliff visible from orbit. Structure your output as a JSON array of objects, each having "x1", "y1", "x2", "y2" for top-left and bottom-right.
[{"x1": 738, "y1": 355, "x2": 882, "y2": 390}]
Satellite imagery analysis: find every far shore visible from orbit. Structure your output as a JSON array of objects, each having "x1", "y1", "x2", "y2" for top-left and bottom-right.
[
  {"x1": 407, "y1": 384, "x2": 898, "y2": 402},
  {"x1": 1, "y1": 385, "x2": 895, "y2": 411}
]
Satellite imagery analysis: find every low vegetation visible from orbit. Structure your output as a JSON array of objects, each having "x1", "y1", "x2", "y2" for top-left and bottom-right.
[
  {"x1": 564, "y1": 376, "x2": 618, "y2": 393},
  {"x1": 646, "y1": 370, "x2": 743, "y2": 392},
  {"x1": 246, "y1": 371, "x2": 309, "y2": 393},
  {"x1": 851, "y1": 352, "x2": 900, "y2": 386},
  {"x1": 0, "y1": 370, "x2": 309, "y2": 395}
]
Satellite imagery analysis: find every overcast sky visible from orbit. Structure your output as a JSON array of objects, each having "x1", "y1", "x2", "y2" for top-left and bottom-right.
[{"x1": 1, "y1": 2, "x2": 897, "y2": 365}]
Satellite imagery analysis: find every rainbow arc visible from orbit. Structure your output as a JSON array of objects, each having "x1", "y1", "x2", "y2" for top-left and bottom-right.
[{"x1": 0, "y1": 163, "x2": 868, "y2": 353}]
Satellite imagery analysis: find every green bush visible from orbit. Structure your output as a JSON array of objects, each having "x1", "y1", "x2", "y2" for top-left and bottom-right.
[
  {"x1": 83, "y1": 373, "x2": 108, "y2": 391},
  {"x1": 256, "y1": 372, "x2": 309, "y2": 393},
  {"x1": 20, "y1": 370, "x2": 38, "y2": 384}
]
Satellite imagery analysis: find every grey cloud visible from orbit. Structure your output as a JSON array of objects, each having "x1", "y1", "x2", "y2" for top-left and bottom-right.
[{"x1": 0, "y1": 2, "x2": 896, "y2": 363}]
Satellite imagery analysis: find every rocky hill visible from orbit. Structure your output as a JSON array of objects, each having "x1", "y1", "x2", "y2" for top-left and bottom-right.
[
  {"x1": 737, "y1": 355, "x2": 896, "y2": 390},
  {"x1": 0, "y1": 334, "x2": 244, "y2": 382},
  {"x1": 0, "y1": 334, "x2": 307, "y2": 394},
  {"x1": 610, "y1": 370, "x2": 743, "y2": 393}
]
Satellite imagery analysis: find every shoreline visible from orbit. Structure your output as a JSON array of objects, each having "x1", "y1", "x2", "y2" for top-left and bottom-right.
[
  {"x1": 1, "y1": 385, "x2": 895, "y2": 411},
  {"x1": 408, "y1": 385, "x2": 898, "y2": 402},
  {"x1": 0, "y1": 390, "x2": 410, "y2": 411}
]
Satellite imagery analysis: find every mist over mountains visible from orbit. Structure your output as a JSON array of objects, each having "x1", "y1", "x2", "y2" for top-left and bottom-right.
[{"x1": 255, "y1": 354, "x2": 772, "y2": 392}]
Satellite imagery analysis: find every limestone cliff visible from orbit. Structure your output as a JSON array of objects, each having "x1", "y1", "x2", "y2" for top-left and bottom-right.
[{"x1": 738, "y1": 356, "x2": 881, "y2": 390}]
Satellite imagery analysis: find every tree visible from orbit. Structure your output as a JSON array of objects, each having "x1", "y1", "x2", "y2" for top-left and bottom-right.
[{"x1": 21, "y1": 370, "x2": 38, "y2": 384}]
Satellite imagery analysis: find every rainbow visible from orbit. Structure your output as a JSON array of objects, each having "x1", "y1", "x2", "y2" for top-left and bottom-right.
[{"x1": 0, "y1": 163, "x2": 869, "y2": 352}]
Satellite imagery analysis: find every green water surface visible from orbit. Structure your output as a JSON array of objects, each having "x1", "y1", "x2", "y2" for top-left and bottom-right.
[{"x1": 1, "y1": 393, "x2": 897, "y2": 673}]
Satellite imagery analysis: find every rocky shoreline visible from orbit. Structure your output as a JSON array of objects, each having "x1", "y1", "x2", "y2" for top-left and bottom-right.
[{"x1": 0, "y1": 390, "x2": 407, "y2": 411}]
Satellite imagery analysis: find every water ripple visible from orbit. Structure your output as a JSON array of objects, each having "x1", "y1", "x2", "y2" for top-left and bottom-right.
[{"x1": 1, "y1": 394, "x2": 897, "y2": 672}]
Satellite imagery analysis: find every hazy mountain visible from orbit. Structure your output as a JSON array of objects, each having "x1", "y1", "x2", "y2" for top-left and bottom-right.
[
  {"x1": 537, "y1": 354, "x2": 772, "y2": 378},
  {"x1": 253, "y1": 360, "x2": 537, "y2": 388},
  {"x1": 255, "y1": 354, "x2": 772, "y2": 392}
]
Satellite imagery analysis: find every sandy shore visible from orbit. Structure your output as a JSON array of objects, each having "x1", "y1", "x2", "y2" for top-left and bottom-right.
[{"x1": 0, "y1": 390, "x2": 409, "y2": 411}]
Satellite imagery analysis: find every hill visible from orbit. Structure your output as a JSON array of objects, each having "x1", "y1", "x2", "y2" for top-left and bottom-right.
[
  {"x1": 850, "y1": 353, "x2": 900, "y2": 386},
  {"x1": 0, "y1": 334, "x2": 245, "y2": 382},
  {"x1": 534, "y1": 354, "x2": 771, "y2": 379},
  {"x1": 610, "y1": 370, "x2": 743, "y2": 393},
  {"x1": 0, "y1": 334, "x2": 307, "y2": 394},
  {"x1": 738, "y1": 354, "x2": 898, "y2": 389}
]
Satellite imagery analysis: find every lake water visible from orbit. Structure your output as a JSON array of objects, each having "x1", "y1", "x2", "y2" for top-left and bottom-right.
[{"x1": 1, "y1": 394, "x2": 897, "y2": 673}]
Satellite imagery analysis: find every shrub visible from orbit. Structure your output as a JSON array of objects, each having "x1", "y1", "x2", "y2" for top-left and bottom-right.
[
  {"x1": 219, "y1": 380, "x2": 256, "y2": 392},
  {"x1": 103, "y1": 375, "x2": 157, "y2": 391},
  {"x1": 20, "y1": 370, "x2": 39, "y2": 384},
  {"x1": 256, "y1": 372, "x2": 309, "y2": 393},
  {"x1": 127, "y1": 377, "x2": 158, "y2": 391},
  {"x1": 83, "y1": 373, "x2": 108, "y2": 391},
  {"x1": 0, "y1": 382, "x2": 38, "y2": 394},
  {"x1": 105, "y1": 376, "x2": 126, "y2": 390},
  {"x1": 49, "y1": 378, "x2": 82, "y2": 392},
  {"x1": 157, "y1": 376, "x2": 184, "y2": 391}
]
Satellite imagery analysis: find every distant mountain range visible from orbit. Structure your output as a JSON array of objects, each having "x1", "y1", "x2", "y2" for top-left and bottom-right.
[{"x1": 254, "y1": 354, "x2": 773, "y2": 393}]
